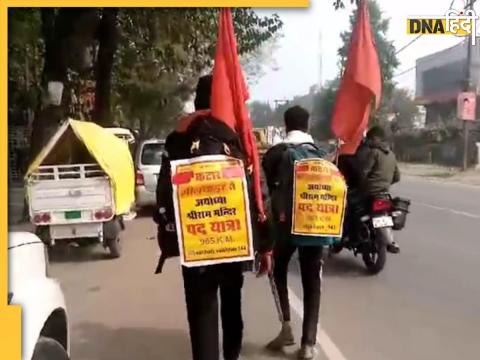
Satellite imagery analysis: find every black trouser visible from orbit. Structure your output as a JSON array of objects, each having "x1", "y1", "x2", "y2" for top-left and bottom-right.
[
  {"x1": 182, "y1": 262, "x2": 244, "y2": 360},
  {"x1": 273, "y1": 243, "x2": 324, "y2": 346}
]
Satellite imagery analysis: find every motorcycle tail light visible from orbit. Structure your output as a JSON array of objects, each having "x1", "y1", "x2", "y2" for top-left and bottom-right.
[
  {"x1": 372, "y1": 199, "x2": 392, "y2": 212},
  {"x1": 136, "y1": 170, "x2": 145, "y2": 186}
]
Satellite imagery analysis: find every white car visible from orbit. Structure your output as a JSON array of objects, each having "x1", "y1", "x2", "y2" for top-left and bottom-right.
[
  {"x1": 8, "y1": 232, "x2": 69, "y2": 360},
  {"x1": 135, "y1": 139, "x2": 165, "y2": 208}
]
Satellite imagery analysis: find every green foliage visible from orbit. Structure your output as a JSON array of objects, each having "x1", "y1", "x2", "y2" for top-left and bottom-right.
[
  {"x1": 310, "y1": 0, "x2": 400, "y2": 140},
  {"x1": 8, "y1": 8, "x2": 282, "y2": 136},
  {"x1": 112, "y1": 8, "x2": 283, "y2": 135},
  {"x1": 389, "y1": 88, "x2": 419, "y2": 132},
  {"x1": 311, "y1": 79, "x2": 339, "y2": 140},
  {"x1": 8, "y1": 8, "x2": 43, "y2": 124},
  {"x1": 241, "y1": 33, "x2": 282, "y2": 86},
  {"x1": 249, "y1": 101, "x2": 275, "y2": 127}
]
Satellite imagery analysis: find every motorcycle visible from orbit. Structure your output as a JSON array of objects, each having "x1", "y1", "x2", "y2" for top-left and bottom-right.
[{"x1": 331, "y1": 192, "x2": 410, "y2": 274}]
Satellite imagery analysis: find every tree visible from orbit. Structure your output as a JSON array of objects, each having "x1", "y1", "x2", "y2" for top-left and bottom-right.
[
  {"x1": 14, "y1": 8, "x2": 283, "y2": 155},
  {"x1": 28, "y1": 8, "x2": 102, "y2": 158},
  {"x1": 311, "y1": 79, "x2": 339, "y2": 140},
  {"x1": 249, "y1": 101, "x2": 275, "y2": 127},
  {"x1": 93, "y1": 8, "x2": 119, "y2": 126},
  {"x1": 240, "y1": 33, "x2": 282, "y2": 86},
  {"x1": 112, "y1": 8, "x2": 283, "y2": 136},
  {"x1": 8, "y1": 8, "x2": 43, "y2": 127},
  {"x1": 389, "y1": 88, "x2": 419, "y2": 132}
]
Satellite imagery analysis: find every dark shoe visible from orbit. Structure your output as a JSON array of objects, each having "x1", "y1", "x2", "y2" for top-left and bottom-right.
[
  {"x1": 387, "y1": 241, "x2": 400, "y2": 254},
  {"x1": 297, "y1": 345, "x2": 315, "y2": 359},
  {"x1": 266, "y1": 323, "x2": 295, "y2": 351}
]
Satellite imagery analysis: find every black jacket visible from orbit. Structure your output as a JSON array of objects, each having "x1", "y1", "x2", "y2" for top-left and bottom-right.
[{"x1": 262, "y1": 143, "x2": 289, "y2": 193}]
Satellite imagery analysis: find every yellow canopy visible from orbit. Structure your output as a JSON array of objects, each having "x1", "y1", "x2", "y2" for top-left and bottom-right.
[{"x1": 27, "y1": 119, "x2": 135, "y2": 215}]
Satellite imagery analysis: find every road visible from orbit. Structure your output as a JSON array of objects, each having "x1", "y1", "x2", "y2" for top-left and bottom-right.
[{"x1": 44, "y1": 177, "x2": 480, "y2": 360}]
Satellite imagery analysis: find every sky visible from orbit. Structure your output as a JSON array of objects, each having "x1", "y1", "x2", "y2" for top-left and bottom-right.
[{"x1": 250, "y1": 0, "x2": 476, "y2": 102}]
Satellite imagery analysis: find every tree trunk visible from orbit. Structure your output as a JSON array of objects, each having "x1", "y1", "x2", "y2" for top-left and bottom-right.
[
  {"x1": 29, "y1": 8, "x2": 65, "y2": 161},
  {"x1": 29, "y1": 8, "x2": 100, "y2": 160},
  {"x1": 93, "y1": 8, "x2": 119, "y2": 127}
]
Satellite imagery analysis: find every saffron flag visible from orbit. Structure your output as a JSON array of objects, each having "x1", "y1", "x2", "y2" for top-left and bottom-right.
[
  {"x1": 211, "y1": 9, "x2": 265, "y2": 218},
  {"x1": 331, "y1": 0, "x2": 382, "y2": 155}
]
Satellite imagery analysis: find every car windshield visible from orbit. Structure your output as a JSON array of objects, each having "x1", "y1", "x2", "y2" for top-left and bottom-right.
[{"x1": 141, "y1": 143, "x2": 165, "y2": 165}]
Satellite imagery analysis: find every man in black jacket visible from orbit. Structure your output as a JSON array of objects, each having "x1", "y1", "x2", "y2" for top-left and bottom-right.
[
  {"x1": 155, "y1": 75, "x2": 246, "y2": 360},
  {"x1": 361, "y1": 126, "x2": 400, "y2": 196},
  {"x1": 338, "y1": 126, "x2": 401, "y2": 253}
]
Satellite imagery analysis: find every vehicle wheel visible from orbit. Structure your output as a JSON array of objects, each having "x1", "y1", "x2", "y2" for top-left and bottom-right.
[
  {"x1": 32, "y1": 337, "x2": 69, "y2": 360},
  {"x1": 362, "y1": 243, "x2": 387, "y2": 274},
  {"x1": 107, "y1": 236, "x2": 122, "y2": 258}
]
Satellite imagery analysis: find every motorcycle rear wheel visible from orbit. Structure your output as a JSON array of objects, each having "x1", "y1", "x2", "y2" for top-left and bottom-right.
[{"x1": 362, "y1": 243, "x2": 387, "y2": 274}]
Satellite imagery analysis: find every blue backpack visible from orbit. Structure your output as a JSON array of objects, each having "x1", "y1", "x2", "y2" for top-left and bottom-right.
[{"x1": 272, "y1": 143, "x2": 341, "y2": 247}]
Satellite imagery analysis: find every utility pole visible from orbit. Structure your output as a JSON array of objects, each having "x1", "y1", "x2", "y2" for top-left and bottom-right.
[{"x1": 463, "y1": 0, "x2": 477, "y2": 170}]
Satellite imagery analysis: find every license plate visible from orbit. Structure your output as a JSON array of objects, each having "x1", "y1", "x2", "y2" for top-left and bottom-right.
[
  {"x1": 65, "y1": 210, "x2": 82, "y2": 220},
  {"x1": 372, "y1": 216, "x2": 393, "y2": 228}
]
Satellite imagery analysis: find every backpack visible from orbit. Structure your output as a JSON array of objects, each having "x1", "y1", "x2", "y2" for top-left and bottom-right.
[
  {"x1": 272, "y1": 143, "x2": 342, "y2": 247},
  {"x1": 154, "y1": 115, "x2": 263, "y2": 273}
]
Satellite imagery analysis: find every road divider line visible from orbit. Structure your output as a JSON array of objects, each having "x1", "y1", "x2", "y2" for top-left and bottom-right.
[
  {"x1": 288, "y1": 286, "x2": 348, "y2": 360},
  {"x1": 418, "y1": 202, "x2": 480, "y2": 219}
]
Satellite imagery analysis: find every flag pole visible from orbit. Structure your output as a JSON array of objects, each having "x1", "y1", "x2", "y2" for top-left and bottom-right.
[{"x1": 334, "y1": 138, "x2": 341, "y2": 166}]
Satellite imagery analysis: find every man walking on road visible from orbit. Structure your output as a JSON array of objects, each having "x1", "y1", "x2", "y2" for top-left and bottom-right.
[
  {"x1": 155, "y1": 74, "x2": 273, "y2": 360},
  {"x1": 262, "y1": 106, "x2": 327, "y2": 360}
]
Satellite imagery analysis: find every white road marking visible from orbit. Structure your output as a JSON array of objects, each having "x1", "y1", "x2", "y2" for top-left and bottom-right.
[
  {"x1": 418, "y1": 202, "x2": 480, "y2": 219},
  {"x1": 288, "y1": 286, "x2": 348, "y2": 360}
]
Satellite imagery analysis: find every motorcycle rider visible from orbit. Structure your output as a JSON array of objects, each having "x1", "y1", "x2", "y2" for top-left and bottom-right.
[
  {"x1": 262, "y1": 106, "x2": 325, "y2": 360},
  {"x1": 339, "y1": 126, "x2": 401, "y2": 253}
]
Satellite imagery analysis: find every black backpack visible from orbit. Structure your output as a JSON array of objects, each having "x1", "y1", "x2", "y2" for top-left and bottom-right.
[{"x1": 154, "y1": 115, "x2": 251, "y2": 273}]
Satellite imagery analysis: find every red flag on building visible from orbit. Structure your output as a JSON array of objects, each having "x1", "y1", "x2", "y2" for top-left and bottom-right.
[
  {"x1": 211, "y1": 8, "x2": 265, "y2": 218},
  {"x1": 331, "y1": 0, "x2": 382, "y2": 155}
]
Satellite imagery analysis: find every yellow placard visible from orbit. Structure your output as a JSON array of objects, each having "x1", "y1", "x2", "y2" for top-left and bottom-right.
[
  {"x1": 292, "y1": 159, "x2": 347, "y2": 237},
  {"x1": 171, "y1": 155, "x2": 253, "y2": 267}
]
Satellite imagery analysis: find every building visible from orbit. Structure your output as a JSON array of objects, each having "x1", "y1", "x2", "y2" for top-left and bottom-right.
[
  {"x1": 413, "y1": 39, "x2": 480, "y2": 167},
  {"x1": 415, "y1": 39, "x2": 480, "y2": 126}
]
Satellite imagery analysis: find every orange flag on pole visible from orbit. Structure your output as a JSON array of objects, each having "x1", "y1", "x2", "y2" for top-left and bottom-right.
[
  {"x1": 331, "y1": 0, "x2": 382, "y2": 155},
  {"x1": 211, "y1": 8, "x2": 265, "y2": 218}
]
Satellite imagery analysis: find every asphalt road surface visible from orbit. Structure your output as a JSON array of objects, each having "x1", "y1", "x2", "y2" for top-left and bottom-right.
[{"x1": 46, "y1": 177, "x2": 480, "y2": 360}]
